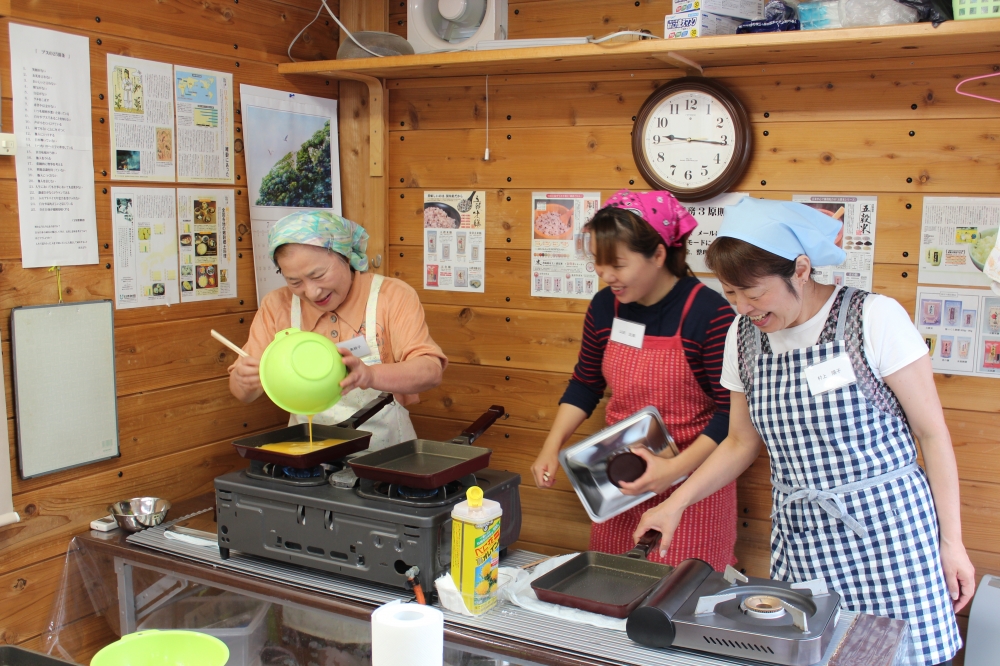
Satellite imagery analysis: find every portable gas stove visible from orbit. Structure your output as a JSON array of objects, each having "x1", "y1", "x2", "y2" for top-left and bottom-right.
[
  {"x1": 215, "y1": 461, "x2": 521, "y2": 591},
  {"x1": 627, "y1": 560, "x2": 842, "y2": 666}
]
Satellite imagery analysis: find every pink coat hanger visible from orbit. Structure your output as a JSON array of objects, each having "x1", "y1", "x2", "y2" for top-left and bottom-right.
[{"x1": 956, "y1": 71, "x2": 1000, "y2": 104}]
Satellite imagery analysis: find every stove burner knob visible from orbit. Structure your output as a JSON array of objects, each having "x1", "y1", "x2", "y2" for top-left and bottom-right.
[{"x1": 373, "y1": 535, "x2": 383, "y2": 548}]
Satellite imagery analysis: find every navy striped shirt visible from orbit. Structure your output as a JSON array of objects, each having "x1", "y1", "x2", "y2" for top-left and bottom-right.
[{"x1": 560, "y1": 276, "x2": 735, "y2": 444}]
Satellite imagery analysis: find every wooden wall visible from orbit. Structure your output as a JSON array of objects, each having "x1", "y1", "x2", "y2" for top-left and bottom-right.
[
  {"x1": 384, "y1": 2, "x2": 1000, "y2": 657},
  {"x1": 0, "y1": 1, "x2": 340, "y2": 660}
]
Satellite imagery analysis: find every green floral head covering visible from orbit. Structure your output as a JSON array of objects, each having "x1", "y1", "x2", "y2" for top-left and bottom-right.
[{"x1": 268, "y1": 211, "x2": 369, "y2": 271}]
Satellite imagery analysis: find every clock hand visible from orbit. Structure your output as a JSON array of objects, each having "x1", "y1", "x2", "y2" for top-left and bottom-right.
[{"x1": 688, "y1": 138, "x2": 728, "y2": 145}]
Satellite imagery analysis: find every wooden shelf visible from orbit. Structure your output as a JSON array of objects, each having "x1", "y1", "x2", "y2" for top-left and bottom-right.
[{"x1": 278, "y1": 19, "x2": 1000, "y2": 80}]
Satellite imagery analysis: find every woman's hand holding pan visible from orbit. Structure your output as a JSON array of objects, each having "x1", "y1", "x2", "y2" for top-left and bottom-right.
[
  {"x1": 633, "y1": 498, "x2": 685, "y2": 559},
  {"x1": 617, "y1": 446, "x2": 686, "y2": 496}
]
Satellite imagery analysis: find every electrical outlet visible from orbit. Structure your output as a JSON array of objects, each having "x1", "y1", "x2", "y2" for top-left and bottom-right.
[{"x1": 0, "y1": 134, "x2": 16, "y2": 155}]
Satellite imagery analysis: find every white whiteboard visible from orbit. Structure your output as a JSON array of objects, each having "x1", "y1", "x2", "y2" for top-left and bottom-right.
[{"x1": 12, "y1": 301, "x2": 120, "y2": 478}]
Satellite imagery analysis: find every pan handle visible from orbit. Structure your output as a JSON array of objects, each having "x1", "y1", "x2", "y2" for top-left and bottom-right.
[
  {"x1": 626, "y1": 530, "x2": 662, "y2": 560},
  {"x1": 339, "y1": 392, "x2": 395, "y2": 429},
  {"x1": 454, "y1": 405, "x2": 505, "y2": 445}
]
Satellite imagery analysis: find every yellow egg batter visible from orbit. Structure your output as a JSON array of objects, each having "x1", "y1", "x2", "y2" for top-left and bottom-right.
[{"x1": 258, "y1": 438, "x2": 349, "y2": 455}]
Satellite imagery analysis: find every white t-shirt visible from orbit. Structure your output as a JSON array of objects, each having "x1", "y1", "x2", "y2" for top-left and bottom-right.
[{"x1": 721, "y1": 287, "x2": 928, "y2": 392}]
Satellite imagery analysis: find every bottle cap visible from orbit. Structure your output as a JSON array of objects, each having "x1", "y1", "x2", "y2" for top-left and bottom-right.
[{"x1": 466, "y1": 486, "x2": 484, "y2": 508}]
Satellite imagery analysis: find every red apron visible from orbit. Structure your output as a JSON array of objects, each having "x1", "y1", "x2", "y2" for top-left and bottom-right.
[{"x1": 591, "y1": 283, "x2": 737, "y2": 571}]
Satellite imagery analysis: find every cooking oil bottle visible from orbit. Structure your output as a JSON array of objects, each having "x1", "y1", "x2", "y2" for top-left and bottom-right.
[{"x1": 451, "y1": 486, "x2": 502, "y2": 614}]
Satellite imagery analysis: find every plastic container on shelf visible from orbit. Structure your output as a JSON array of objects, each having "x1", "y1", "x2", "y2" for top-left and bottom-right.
[
  {"x1": 0, "y1": 646, "x2": 77, "y2": 665},
  {"x1": 137, "y1": 592, "x2": 270, "y2": 666},
  {"x1": 953, "y1": 0, "x2": 1000, "y2": 18}
]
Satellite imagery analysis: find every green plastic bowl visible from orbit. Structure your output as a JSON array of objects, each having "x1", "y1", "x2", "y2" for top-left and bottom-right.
[
  {"x1": 91, "y1": 630, "x2": 229, "y2": 666},
  {"x1": 259, "y1": 328, "x2": 347, "y2": 415}
]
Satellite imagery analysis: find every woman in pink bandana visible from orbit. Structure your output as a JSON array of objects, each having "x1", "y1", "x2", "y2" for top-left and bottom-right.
[{"x1": 530, "y1": 190, "x2": 738, "y2": 570}]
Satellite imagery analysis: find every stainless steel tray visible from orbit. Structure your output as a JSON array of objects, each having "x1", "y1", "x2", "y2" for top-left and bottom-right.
[{"x1": 559, "y1": 406, "x2": 680, "y2": 523}]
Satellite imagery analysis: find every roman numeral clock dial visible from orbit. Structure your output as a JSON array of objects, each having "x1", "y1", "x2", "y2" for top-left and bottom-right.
[{"x1": 631, "y1": 78, "x2": 752, "y2": 202}]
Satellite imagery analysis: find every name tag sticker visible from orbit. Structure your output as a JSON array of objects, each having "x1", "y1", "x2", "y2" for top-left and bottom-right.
[
  {"x1": 336, "y1": 335, "x2": 372, "y2": 358},
  {"x1": 610, "y1": 317, "x2": 645, "y2": 349},
  {"x1": 804, "y1": 355, "x2": 857, "y2": 396}
]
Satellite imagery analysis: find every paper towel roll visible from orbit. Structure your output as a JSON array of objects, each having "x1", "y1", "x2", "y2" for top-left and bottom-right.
[{"x1": 371, "y1": 601, "x2": 443, "y2": 666}]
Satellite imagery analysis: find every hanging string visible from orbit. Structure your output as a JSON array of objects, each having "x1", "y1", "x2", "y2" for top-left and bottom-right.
[
  {"x1": 48, "y1": 266, "x2": 63, "y2": 303},
  {"x1": 484, "y1": 74, "x2": 490, "y2": 161}
]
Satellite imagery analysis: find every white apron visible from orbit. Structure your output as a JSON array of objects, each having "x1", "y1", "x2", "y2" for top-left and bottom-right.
[{"x1": 287, "y1": 273, "x2": 417, "y2": 451}]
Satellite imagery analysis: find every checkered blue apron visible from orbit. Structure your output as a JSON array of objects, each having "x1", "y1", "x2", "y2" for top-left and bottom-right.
[{"x1": 737, "y1": 287, "x2": 961, "y2": 665}]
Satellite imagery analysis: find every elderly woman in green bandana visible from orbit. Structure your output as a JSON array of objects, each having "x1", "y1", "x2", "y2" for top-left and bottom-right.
[{"x1": 229, "y1": 211, "x2": 447, "y2": 450}]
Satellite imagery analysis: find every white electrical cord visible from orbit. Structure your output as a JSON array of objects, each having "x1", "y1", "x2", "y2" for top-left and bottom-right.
[
  {"x1": 588, "y1": 30, "x2": 662, "y2": 43},
  {"x1": 484, "y1": 75, "x2": 490, "y2": 161},
  {"x1": 288, "y1": 0, "x2": 385, "y2": 62}
]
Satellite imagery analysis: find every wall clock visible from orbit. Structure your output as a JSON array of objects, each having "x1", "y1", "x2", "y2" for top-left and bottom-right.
[{"x1": 631, "y1": 77, "x2": 752, "y2": 202}]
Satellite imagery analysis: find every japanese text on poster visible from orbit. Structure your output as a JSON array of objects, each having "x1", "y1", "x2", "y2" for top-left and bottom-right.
[
  {"x1": 177, "y1": 189, "x2": 236, "y2": 301},
  {"x1": 530, "y1": 192, "x2": 600, "y2": 299},
  {"x1": 240, "y1": 85, "x2": 341, "y2": 305},
  {"x1": 683, "y1": 192, "x2": 747, "y2": 274},
  {"x1": 10, "y1": 24, "x2": 99, "y2": 268},
  {"x1": 175, "y1": 67, "x2": 234, "y2": 184},
  {"x1": 793, "y1": 195, "x2": 877, "y2": 291},
  {"x1": 107, "y1": 55, "x2": 175, "y2": 181},
  {"x1": 111, "y1": 187, "x2": 179, "y2": 309},
  {"x1": 423, "y1": 191, "x2": 485, "y2": 293},
  {"x1": 918, "y1": 197, "x2": 1000, "y2": 287},
  {"x1": 915, "y1": 286, "x2": 1000, "y2": 378}
]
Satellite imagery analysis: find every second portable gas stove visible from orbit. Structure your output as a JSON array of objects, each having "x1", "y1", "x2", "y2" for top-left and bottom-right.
[
  {"x1": 627, "y1": 560, "x2": 842, "y2": 666},
  {"x1": 215, "y1": 403, "x2": 521, "y2": 591}
]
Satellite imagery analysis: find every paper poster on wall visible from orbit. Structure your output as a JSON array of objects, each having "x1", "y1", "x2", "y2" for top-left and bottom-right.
[
  {"x1": 175, "y1": 66, "x2": 235, "y2": 184},
  {"x1": 683, "y1": 192, "x2": 747, "y2": 274},
  {"x1": 107, "y1": 55, "x2": 175, "y2": 181},
  {"x1": 976, "y1": 293, "x2": 1000, "y2": 376},
  {"x1": 240, "y1": 85, "x2": 341, "y2": 305},
  {"x1": 111, "y1": 187, "x2": 179, "y2": 309},
  {"x1": 792, "y1": 195, "x2": 877, "y2": 291},
  {"x1": 9, "y1": 24, "x2": 99, "y2": 268},
  {"x1": 529, "y1": 192, "x2": 600, "y2": 299},
  {"x1": 177, "y1": 189, "x2": 236, "y2": 301},
  {"x1": 915, "y1": 287, "x2": 982, "y2": 376},
  {"x1": 918, "y1": 197, "x2": 1000, "y2": 287},
  {"x1": 423, "y1": 191, "x2": 486, "y2": 293}
]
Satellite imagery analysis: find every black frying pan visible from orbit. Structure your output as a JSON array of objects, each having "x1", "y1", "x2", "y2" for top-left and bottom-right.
[
  {"x1": 348, "y1": 405, "x2": 504, "y2": 488},
  {"x1": 531, "y1": 531, "x2": 672, "y2": 618},
  {"x1": 232, "y1": 392, "x2": 394, "y2": 468}
]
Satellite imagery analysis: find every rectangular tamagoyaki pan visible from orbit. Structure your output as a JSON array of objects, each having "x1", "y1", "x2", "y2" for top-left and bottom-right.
[
  {"x1": 231, "y1": 392, "x2": 394, "y2": 469},
  {"x1": 348, "y1": 405, "x2": 504, "y2": 489},
  {"x1": 530, "y1": 531, "x2": 673, "y2": 619}
]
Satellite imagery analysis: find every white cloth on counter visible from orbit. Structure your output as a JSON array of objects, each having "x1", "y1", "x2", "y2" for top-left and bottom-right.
[
  {"x1": 721, "y1": 286, "x2": 928, "y2": 391},
  {"x1": 436, "y1": 554, "x2": 627, "y2": 631}
]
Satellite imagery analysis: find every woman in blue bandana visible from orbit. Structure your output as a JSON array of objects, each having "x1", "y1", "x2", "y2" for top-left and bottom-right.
[
  {"x1": 229, "y1": 211, "x2": 447, "y2": 450},
  {"x1": 634, "y1": 198, "x2": 973, "y2": 666}
]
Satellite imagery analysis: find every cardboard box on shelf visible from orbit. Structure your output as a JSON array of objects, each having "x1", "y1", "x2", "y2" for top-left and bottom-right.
[
  {"x1": 673, "y1": 0, "x2": 764, "y2": 20},
  {"x1": 665, "y1": 10, "x2": 745, "y2": 38}
]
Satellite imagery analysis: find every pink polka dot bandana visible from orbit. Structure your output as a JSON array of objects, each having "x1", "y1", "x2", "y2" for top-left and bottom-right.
[{"x1": 602, "y1": 189, "x2": 698, "y2": 247}]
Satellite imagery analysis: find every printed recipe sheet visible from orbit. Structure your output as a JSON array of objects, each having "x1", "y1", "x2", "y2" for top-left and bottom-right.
[
  {"x1": 530, "y1": 192, "x2": 601, "y2": 299},
  {"x1": 177, "y1": 189, "x2": 237, "y2": 301},
  {"x1": 111, "y1": 187, "x2": 179, "y2": 309}
]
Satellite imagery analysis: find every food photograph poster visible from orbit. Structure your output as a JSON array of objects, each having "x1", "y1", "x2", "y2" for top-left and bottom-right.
[
  {"x1": 918, "y1": 196, "x2": 1000, "y2": 287},
  {"x1": 177, "y1": 189, "x2": 236, "y2": 302},
  {"x1": 529, "y1": 192, "x2": 600, "y2": 300},
  {"x1": 915, "y1": 285, "x2": 1000, "y2": 378},
  {"x1": 793, "y1": 195, "x2": 877, "y2": 291},
  {"x1": 423, "y1": 191, "x2": 485, "y2": 293}
]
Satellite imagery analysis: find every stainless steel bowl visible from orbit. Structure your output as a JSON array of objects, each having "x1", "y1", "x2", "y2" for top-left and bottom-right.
[{"x1": 108, "y1": 497, "x2": 171, "y2": 533}]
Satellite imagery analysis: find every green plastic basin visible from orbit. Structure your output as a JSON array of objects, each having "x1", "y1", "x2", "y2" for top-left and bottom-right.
[
  {"x1": 259, "y1": 327, "x2": 347, "y2": 415},
  {"x1": 90, "y1": 630, "x2": 229, "y2": 666}
]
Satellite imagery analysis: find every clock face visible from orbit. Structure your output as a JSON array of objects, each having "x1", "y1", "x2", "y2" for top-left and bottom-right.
[
  {"x1": 642, "y1": 91, "x2": 737, "y2": 190},
  {"x1": 632, "y1": 78, "x2": 751, "y2": 202}
]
